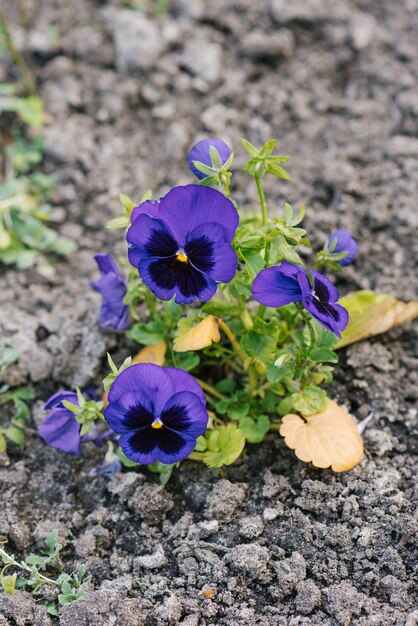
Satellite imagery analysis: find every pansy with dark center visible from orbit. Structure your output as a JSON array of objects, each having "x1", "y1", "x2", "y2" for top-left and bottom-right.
[
  {"x1": 188, "y1": 138, "x2": 231, "y2": 179},
  {"x1": 327, "y1": 230, "x2": 358, "y2": 266},
  {"x1": 104, "y1": 363, "x2": 208, "y2": 464},
  {"x1": 127, "y1": 185, "x2": 239, "y2": 304},
  {"x1": 252, "y1": 261, "x2": 348, "y2": 337},
  {"x1": 91, "y1": 253, "x2": 130, "y2": 331}
]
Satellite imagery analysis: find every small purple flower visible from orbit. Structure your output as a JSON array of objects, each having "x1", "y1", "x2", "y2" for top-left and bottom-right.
[
  {"x1": 104, "y1": 363, "x2": 208, "y2": 464},
  {"x1": 39, "y1": 391, "x2": 106, "y2": 455},
  {"x1": 188, "y1": 138, "x2": 231, "y2": 179},
  {"x1": 91, "y1": 254, "x2": 130, "y2": 331},
  {"x1": 39, "y1": 390, "x2": 83, "y2": 454},
  {"x1": 127, "y1": 185, "x2": 239, "y2": 305},
  {"x1": 252, "y1": 261, "x2": 348, "y2": 337},
  {"x1": 327, "y1": 230, "x2": 358, "y2": 266}
]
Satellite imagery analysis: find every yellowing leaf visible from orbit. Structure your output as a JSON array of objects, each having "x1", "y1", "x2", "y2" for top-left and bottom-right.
[
  {"x1": 336, "y1": 291, "x2": 418, "y2": 349},
  {"x1": 132, "y1": 340, "x2": 167, "y2": 366},
  {"x1": 173, "y1": 315, "x2": 221, "y2": 352},
  {"x1": 279, "y1": 399, "x2": 363, "y2": 472}
]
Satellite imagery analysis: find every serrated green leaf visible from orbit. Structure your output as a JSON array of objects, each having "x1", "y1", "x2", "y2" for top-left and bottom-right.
[
  {"x1": 1, "y1": 573, "x2": 17, "y2": 594},
  {"x1": 203, "y1": 424, "x2": 245, "y2": 468},
  {"x1": 239, "y1": 415, "x2": 270, "y2": 444},
  {"x1": 310, "y1": 348, "x2": 338, "y2": 363},
  {"x1": 127, "y1": 319, "x2": 165, "y2": 345}
]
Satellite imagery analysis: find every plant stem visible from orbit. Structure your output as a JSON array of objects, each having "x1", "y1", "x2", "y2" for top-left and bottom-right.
[
  {"x1": 269, "y1": 422, "x2": 282, "y2": 432},
  {"x1": 297, "y1": 303, "x2": 316, "y2": 351},
  {"x1": 194, "y1": 378, "x2": 224, "y2": 400},
  {"x1": 240, "y1": 309, "x2": 253, "y2": 331},
  {"x1": 254, "y1": 169, "x2": 271, "y2": 320},
  {"x1": 0, "y1": 7, "x2": 37, "y2": 96},
  {"x1": 218, "y1": 320, "x2": 250, "y2": 368},
  {"x1": 0, "y1": 548, "x2": 57, "y2": 586}
]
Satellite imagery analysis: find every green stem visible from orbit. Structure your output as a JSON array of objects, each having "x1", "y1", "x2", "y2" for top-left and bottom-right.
[
  {"x1": 218, "y1": 320, "x2": 250, "y2": 369},
  {"x1": 240, "y1": 309, "x2": 253, "y2": 331},
  {"x1": 0, "y1": 7, "x2": 37, "y2": 96},
  {"x1": 254, "y1": 169, "x2": 271, "y2": 320},
  {"x1": 0, "y1": 548, "x2": 58, "y2": 586},
  {"x1": 194, "y1": 378, "x2": 224, "y2": 400},
  {"x1": 297, "y1": 304, "x2": 316, "y2": 351}
]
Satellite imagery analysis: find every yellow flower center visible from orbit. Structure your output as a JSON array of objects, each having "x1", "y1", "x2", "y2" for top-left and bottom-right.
[
  {"x1": 176, "y1": 251, "x2": 188, "y2": 263},
  {"x1": 151, "y1": 420, "x2": 163, "y2": 429}
]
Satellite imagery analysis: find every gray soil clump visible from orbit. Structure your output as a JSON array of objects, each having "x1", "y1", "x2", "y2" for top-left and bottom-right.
[{"x1": 1, "y1": 0, "x2": 417, "y2": 624}]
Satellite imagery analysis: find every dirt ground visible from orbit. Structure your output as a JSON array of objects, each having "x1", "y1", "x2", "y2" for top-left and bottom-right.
[{"x1": 1, "y1": 0, "x2": 418, "y2": 624}]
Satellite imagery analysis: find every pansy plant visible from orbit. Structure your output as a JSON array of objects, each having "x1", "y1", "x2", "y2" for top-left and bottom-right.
[{"x1": 36, "y1": 136, "x2": 418, "y2": 478}]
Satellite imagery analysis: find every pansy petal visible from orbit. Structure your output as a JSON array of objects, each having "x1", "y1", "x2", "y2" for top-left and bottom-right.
[
  {"x1": 127, "y1": 213, "x2": 178, "y2": 269},
  {"x1": 157, "y1": 185, "x2": 239, "y2": 243},
  {"x1": 91, "y1": 272, "x2": 130, "y2": 330},
  {"x1": 119, "y1": 428, "x2": 196, "y2": 465},
  {"x1": 130, "y1": 199, "x2": 160, "y2": 224},
  {"x1": 188, "y1": 138, "x2": 231, "y2": 179},
  {"x1": 328, "y1": 230, "x2": 358, "y2": 266},
  {"x1": 44, "y1": 390, "x2": 78, "y2": 410},
  {"x1": 93, "y1": 253, "x2": 124, "y2": 279},
  {"x1": 104, "y1": 390, "x2": 154, "y2": 434},
  {"x1": 39, "y1": 407, "x2": 81, "y2": 455},
  {"x1": 252, "y1": 264, "x2": 304, "y2": 307},
  {"x1": 161, "y1": 391, "x2": 209, "y2": 438},
  {"x1": 165, "y1": 369, "x2": 206, "y2": 406},
  {"x1": 186, "y1": 222, "x2": 238, "y2": 283},
  {"x1": 311, "y1": 271, "x2": 339, "y2": 304},
  {"x1": 107, "y1": 363, "x2": 175, "y2": 415},
  {"x1": 139, "y1": 256, "x2": 218, "y2": 305}
]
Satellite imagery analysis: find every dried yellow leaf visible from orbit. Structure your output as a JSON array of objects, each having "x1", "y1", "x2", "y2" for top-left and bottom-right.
[
  {"x1": 173, "y1": 315, "x2": 221, "y2": 352},
  {"x1": 336, "y1": 291, "x2": 418, "y2": 349},
  {"x1": 132, "y1": 340, "x2": 167, "y2": 366},
  {"x1": 280, "y1": 399, "x2": 364, "y2": 472}
]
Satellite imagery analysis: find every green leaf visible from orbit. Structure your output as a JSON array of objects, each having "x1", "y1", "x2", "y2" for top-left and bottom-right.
[
  {"x1": 148, "y1": 461, "x2": 177, "y2": 485},
  {"x1": 46, "y1": 530, "x2": 59, "y2": 553},
  {"x1": 310, "y1": 348, "x2": 338, "y2": 364},
  {"x1": 106, "y1": 215, "x2": 130, "y2": 229},
  {"x1": 240, "y1": 248, "x2": 264, "y2": 279},
  {"x1": 0, "y1": 432, "x2": 6, "y2": 453},
  {"x1": 241, "y1": 138, "x2": 259, "y2": 156},
  {"x1": 1, "y1": 573, "x2": 17, "y2": 594},
  {"x1": 119, "y1": 193, "x2": 136, "y2": 213},
  {"x1": 240, "y1": 330, "x2": 277, "y2": 363},
  {"x1": 171, "y1": 351, "x2": 200, "y2": 372},
  {"x1": 279, "y1": 385, "x2": 327, "y2": 417},
  {"x1": 203, "y1": 424, "x2": 245, "y2": 468},
  {"x1": 267, "y1": 164, "x2": 291, "y2": 180},
  {"x1": 46, "y1": 603, "x2": 59, "y2": 616},
  {"x1": 127, "y1": 319, "x2": 165, "y2": 345},
  {"x1": 239, "y1": 415, "x2": 270, "y2": 444},
  {"x1": 4, "y1": 424, "x2": 25, "y2": 449}
]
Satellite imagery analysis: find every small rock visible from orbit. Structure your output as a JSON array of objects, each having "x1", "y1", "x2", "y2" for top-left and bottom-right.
[
  {"x1": 239, "y1": 515, "x2": 264, "y2": 539},
  {"x1": 273, "y1": 552, "x2": 307, "y2": 599},
  {"x1": 105, "y1": 10, "x2": 168, "y2": 73},
  {"x1": 241, "y1": 29, "x2": 295, "y2": 60},
  {"x1": 151, "y1": 593, "x2": 183, "y2": 625},
  {"x1": 33, "y1": 520, "x2": 69, "y2": 545},
  {"x1": 135, "y1": 544, "x2": 167, "y2": 569},
  {"x1": 107, "y1": 472, "x2": 144, "y2": 500},
  {"x1": 181, "y1": 39, "x2": 223, "y2": 86},
  {"x1": 226, "y1": 543, "x2": 270, "y2": 576},
  {"x1": 324, "y1": 581, "x2": 367, "y2": 626},
  {"x1": 128, "y1": 484, "x2": 174, "y2": 522},
  {"x1": 205, "y1": 479, "x2": 247, "y2": 521},
  {"x1": 295, "y1": 580, "x2": 322, "y2": 615},
  {"x1": 187, "y1": 519, "x2": 219, "y2": 540}
]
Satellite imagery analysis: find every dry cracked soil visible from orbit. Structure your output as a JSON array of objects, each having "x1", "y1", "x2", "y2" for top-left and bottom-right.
[{"x1": 0, "y1": 0, "x2": 417, "y2": 624}]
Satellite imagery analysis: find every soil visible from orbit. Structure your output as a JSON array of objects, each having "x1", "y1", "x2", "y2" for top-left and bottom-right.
[{"x1": 1, "y1": 0, "x2": 418, "y2": 624}]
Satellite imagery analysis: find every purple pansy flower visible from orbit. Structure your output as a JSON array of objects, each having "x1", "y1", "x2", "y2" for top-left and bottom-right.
[
  {"x1": 188, "y1": 138, "x2": 231, "y2": 179},
  {"x1": 104, "y1": 363, "x2": 208, "y2": 464},
  {"x1": 127, "y1": 185, "x2": 239, "y2": 305},
  {"x1": 91, "y1": 253, "x2": 130, "y2": 331},
  {"x1": 327, "y1": 230, "x2": 358, "y2": 266},
  {"x1": 39, "y1": 390, "x2": 106, "y2": 455},
  {"x1": 252, "y1": 261, "x2": 349, "y2": 337}
]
